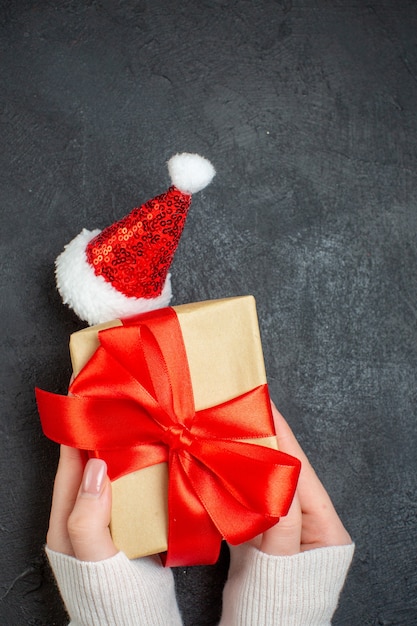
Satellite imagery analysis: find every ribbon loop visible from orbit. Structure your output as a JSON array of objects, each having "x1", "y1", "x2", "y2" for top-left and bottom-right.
[{"x1": 36, "y1": 307, "x2": 300, "y2": 566}]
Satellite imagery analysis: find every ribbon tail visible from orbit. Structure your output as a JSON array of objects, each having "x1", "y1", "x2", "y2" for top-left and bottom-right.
[
  {"x1": 180, "y1": 439, "x2": 301, "y2": 545},
  {"x1": 164, "y1": 453, "x2": 221, "y2": 567}
]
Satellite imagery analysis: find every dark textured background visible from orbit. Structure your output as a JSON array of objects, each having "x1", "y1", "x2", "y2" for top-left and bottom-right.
[{"x1": 1, "y1": 1, "x2": 417, "y2": 624}]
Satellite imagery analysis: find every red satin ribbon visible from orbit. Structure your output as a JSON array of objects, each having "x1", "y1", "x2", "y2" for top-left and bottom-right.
[{"x1": 36, "y1": 307, "x2": 300, "y2": 566}]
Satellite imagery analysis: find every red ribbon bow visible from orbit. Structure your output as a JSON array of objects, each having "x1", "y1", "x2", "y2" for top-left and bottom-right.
[{"x1": 36, "y1": 307, "x2": 300, "y2": 566}]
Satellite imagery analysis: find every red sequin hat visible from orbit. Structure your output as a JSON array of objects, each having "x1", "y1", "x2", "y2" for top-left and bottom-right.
[{"x1": 55, "y1": 153, "x2": 215, "y2": 325}]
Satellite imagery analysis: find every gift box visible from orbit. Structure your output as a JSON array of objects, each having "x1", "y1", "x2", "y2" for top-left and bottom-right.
[{"x1": 37, "y1": 296, "x2": 300, "y2": 566}]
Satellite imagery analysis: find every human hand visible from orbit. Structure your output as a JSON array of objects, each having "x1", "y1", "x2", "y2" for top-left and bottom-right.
[
  {"x1": 260, "y1": 404, "x2": 352, "y2": 556},
  {"x1": 46, "y1": 445, "x2": 118, "y2": 561},
  {"x1": 47, "y1": 406, "x2": 351, "y2": 563},
  {"x1": 45, "y1": 448, "x2": 183, "y2": 626}
]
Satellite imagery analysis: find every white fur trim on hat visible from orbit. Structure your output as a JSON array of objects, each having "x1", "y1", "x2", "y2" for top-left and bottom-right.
[
  {"x1": 55, "y1": 229, "x2": 172, "y2": 326},
  {"x1": 168, "y1": 153, "x2": 216, "y2": 194}
]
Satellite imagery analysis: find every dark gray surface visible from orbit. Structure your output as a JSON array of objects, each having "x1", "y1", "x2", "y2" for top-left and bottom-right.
[{"x1": 1, "y1": 1, "x2": 417, "y2": 624}]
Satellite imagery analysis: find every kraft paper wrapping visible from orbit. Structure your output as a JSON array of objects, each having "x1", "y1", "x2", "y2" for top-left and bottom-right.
[{"x1": 69, "y1": 296, "x2": 277, "y2": 559}]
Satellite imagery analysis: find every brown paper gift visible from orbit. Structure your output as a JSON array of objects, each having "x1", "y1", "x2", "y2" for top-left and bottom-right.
[{"x1": 69, "y1": 296, "x2": 278, "y2": 560}]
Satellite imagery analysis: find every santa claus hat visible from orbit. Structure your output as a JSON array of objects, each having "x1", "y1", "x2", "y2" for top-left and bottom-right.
[{"x1": 56, "y1": 153, "x2": 215, "y2": 326}]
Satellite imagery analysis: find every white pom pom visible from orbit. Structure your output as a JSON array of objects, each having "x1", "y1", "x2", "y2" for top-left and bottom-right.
[{"x1": 167, "y1": 153, "x2": 216, "y2": 194}]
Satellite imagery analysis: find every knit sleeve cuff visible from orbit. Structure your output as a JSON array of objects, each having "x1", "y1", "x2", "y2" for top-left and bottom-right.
[
  {"x1": 220, "y1": 543, "x2": 355, "y2": 626},
  {"x1": 45, "y1": 548, "x2": 182, "y2": 626}
]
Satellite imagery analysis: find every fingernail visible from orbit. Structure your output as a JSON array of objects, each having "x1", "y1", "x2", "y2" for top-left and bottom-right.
[{"x1": 81, "y1": 459, "x2": 107, "y2": 497}]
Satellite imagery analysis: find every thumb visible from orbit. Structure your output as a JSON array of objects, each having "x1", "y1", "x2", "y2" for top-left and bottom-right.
[
  {"x1": 260, "y1": 491, "x2": 302, "y2": 556},
  {"x1": 67, "y1": 458, "x2": 118, "y2": 562}
]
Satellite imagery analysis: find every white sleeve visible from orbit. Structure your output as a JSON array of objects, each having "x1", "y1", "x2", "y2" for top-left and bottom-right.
[
  {"x1": 46, "y1": 548, "x2": 183, "y2": 626},
  {"x1": 219, "y1": 543, "x2": 355, "y2": 626}
]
